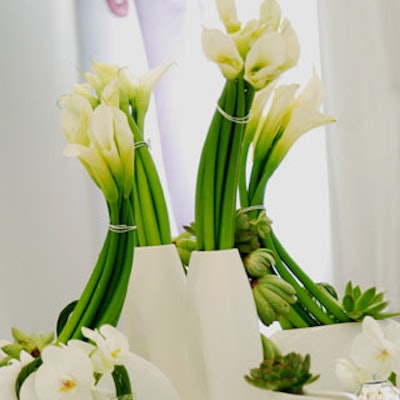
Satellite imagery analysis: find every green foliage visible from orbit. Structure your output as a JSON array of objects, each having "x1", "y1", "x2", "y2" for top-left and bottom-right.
[
  {"x1": 342, "y1": 281, "x2": 399, "y2": 321},
  {"x1": 245, "y1": 352, "x2": 319, "y2": 394}
]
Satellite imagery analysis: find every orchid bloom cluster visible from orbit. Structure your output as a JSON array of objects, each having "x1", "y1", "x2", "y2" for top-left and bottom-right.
[
  {"x1": 336, "y1": 317, "x2": 400, "y2": 393},
  {"x1": 0, "y1": 325, "x2": 132, "y2": 400}
]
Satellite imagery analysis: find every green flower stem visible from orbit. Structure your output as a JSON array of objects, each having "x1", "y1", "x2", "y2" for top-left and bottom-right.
[
  {"x1": 214, "y1": 80, "x2": 237, "y2": 244},
  {"x1": 58, "y1": 201, "x2": 122, "y2": 342},
  {"x1": 271, "y1": 231, "x2": 351, "y2": 323},
  {"x1": 132, "y1": 185, "x2": 146, "y2": 246},
  {"x1": 96, "y1": 198, "x2": 134, "y2": 326},
  {"x1": 134, "y1": 154, "x2": 162, "y2": 245},
  {"x1": 263, "y1": 233, "x2": 336, "y2": 325},
  {"x1": 291, "y1": 302, "x2": 319, "y2": 327},
  {"x1": 123, "y1": 108, "x2": 172, "y2": 246},
  {"x1": 219, "y1": 79, "x2": 255, "y2": 249},
  {"x1": 195, "y1": 83, "x2": 228, "y2": 250},
  {"x1": 284, "y1": 306, "x2": 310, "y2": 329},
  {"x1": 57, "y1": 234, "x2": 111, "y2": 342}
]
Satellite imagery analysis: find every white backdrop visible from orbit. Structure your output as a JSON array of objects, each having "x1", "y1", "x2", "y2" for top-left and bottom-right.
[
  {"x1": 318, "y1": 0, "x2": 400, "y2": 312},
  {"x1": 0, "y1": 0, "x2": 333, "y2": 339}
]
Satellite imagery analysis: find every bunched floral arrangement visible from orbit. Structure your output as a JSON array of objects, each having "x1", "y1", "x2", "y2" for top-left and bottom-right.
[{"x1": 1, "y1": 0, "x2": 399, "y2": 399}]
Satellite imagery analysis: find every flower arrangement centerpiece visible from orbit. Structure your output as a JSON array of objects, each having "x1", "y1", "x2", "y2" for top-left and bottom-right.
[
  {"x1": 1, "y1": 0, "x2": 399, "y2": 399},
  {"x1": 0, "y1": 59, "x2": 175, "y2": 399}
]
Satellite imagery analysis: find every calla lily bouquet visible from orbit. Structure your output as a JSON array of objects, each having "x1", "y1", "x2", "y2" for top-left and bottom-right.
[{"x1": 176, "y1": 0, "x2": 397, "y2": 331}]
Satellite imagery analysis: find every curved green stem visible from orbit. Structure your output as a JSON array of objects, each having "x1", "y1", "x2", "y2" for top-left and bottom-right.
[
  {"x1": 263, "y1": 233, "x2": 336, "y2": 325},
  {"x1": 271, "y1": 231, "x2": 351, "y2": 323}
]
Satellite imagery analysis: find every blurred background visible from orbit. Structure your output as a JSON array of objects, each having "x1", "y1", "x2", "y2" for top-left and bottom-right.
[{"x1": 1, "y1": 0, "x2": 399, "y2": 339}]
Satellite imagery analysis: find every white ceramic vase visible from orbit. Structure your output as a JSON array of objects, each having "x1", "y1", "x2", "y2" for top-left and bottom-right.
[
  {"x1": 122, "y1": 244, "x2": 186, "y2": 399},
  {"x1": 270, "y1": 322, "x2": 365, "y2": 393},
  {"x1": 184, "y1": 248, "x2": 264, "y2": 400}
]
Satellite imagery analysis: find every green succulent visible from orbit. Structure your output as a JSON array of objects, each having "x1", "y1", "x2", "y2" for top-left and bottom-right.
[
  {"x1": 245, "y1": 352, "x2": 319, "y2": 395},
  {"x1": 1, "y1": 328, "x2": 54, "y2": 360},
  {"x1": 342, "y1": 281, "x2": 399, "y2": 321}
]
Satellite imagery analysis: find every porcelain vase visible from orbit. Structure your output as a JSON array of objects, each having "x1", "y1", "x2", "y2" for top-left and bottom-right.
[
  {"x1": 184, "y1": 248, "x2": 264, "y2": 400},
  {"x1": 122, "y1": 244, "x2": 186, "y2": 399},
  {"x1": 270, "y1": 322, "x2": 365, "y2": 393}
]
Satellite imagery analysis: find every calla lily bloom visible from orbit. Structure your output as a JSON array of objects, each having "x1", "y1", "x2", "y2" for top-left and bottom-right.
[
  {"x1": 244, "y1": 31, "x2": 287, "y2": 90},
  {"x1": 260, "y1": 73, "x2": 334, "y2": 177},
  {"x1": 89, "y1": 104, "x2": 134, "y2": 197},
  {"x1": 60, "y1": 94, "x2": 92, "y2": 147},
  {"x1": 216, "y1": 0, "x2": 241, "y2": 33},
  {"x1": 259, "y1": 0, "x2": 281, "y2": 31},
  {"x1": 63, "y1": 143, "x2": 119, "y2": 203},
  {"x1": 202, "y1": 28, "x2": 244, "y2": 80},
  {"x1": 118, "y1": 63, "x2": 172, "y2": 130},
  {"x1": 244, "y1": 23, "x2": 299, "y2": 90}
]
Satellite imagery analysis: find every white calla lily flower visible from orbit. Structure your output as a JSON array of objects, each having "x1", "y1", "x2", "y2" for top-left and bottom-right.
[
  {"x1": 265, "y1": 74, "x2": 334, "y2": 174},
  {"x1": 202, "y1": 28, "x2": 244, "y2": 80},
  {"x1": 280, "y1": 19, "x2": 300, "y2": 72},
  {"x1": 244, "y1": 31, "x2": 286, "y2": 89},
  {"x1": 73, "y1": 83, "x2": 98, "y2": 108},
  {"x1": 216, "y1": 0, "x2": 241, "y2": 33},
  {"x1": 60, "y1": 94, "x2": 92, "y2": 147},
  {"x1": 34, "y1": 345, "x2": 95, "y2": 400},
  {"x1": 118, "y1": 63, "x2": 172, "y2": 130},
  {"x1": 259, "y1": 0, "x2": 281, "y2": 30},
  {"x1": 101, "y1": 79, "x2": 121, "y2": 108},
  {"x1": 63, "y1": 143, "x2": 119, "y2": 203}
]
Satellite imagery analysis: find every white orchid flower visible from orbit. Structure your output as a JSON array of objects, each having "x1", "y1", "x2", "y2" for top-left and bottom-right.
[
  {"x1": 60, "y1": 94, "x2": 92, "y2": 147},
  {"x1": 202, "y1": 28, "x2": 244, "y2": 80},
  {"x1": 335, "y1": 358, "x2": 370, "y2": 393},
  {"x1": 351, "y1": 317, "x2": 400, "y2": 379},
  {"x1": 0, "y1": 351, "x2": 34, "y2": 400},
  {"x1": 82, "y1": 325, "x2": 130, "y2": 375},
  {"x1": 34, "y1": 345, "x2": 95, "y2": 400},
  {"x1": 216, "y1": 0, "x2": 241, "y2": 33}
]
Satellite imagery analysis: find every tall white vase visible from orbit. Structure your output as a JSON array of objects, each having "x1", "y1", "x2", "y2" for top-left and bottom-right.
[
  {"x1": 185, "y1": 248, "x2": 264, "y2": 400},
  {"x1": 122, "y1": 244, "x2": 186, "y2": 399}
]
